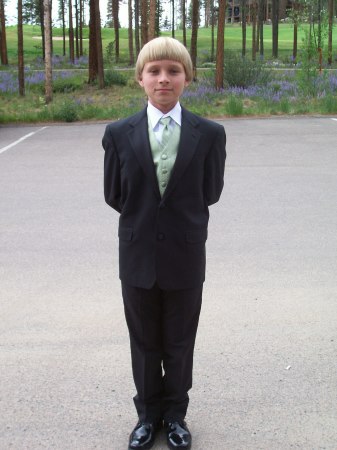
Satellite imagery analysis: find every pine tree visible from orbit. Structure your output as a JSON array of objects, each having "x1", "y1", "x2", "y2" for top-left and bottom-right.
[{"x1": 0, "y1": 0, "x2": 8, "y2": 65}]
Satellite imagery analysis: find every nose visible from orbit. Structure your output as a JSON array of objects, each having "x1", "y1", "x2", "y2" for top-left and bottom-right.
[{"x1": 158, "y1": 70, "x2": 169, "y2": 83}]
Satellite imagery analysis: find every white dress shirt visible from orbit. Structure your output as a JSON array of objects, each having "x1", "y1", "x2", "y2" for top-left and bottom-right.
[{"x1": 147, "y1": 101, "x2": 182, "y2": 143}]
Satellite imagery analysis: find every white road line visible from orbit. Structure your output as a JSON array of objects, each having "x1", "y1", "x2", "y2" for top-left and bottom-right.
[
  {"x1": 0, "y1": 126, "x2": 48, "y2": 155},
  {"x1": 331, "y1": 118, "x2": 337, "y2": 122}
]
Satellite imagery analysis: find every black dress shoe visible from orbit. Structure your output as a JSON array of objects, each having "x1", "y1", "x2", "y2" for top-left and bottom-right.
[
  {"x1": 165, "y1": 421, "x2": 191, "y2": 449},
  {"x1": 128, "y1": 421, "x2": 161, "y2": 450}
]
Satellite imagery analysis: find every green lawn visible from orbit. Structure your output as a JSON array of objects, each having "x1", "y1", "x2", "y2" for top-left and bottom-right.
[{"x1": 2, "y1": 23, "x2": 336, "y2": 67}]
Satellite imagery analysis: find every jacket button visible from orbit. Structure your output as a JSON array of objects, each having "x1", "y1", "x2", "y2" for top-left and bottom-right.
[{"x1": 157, "y1": 233, "x2": 165, "y2": 241}]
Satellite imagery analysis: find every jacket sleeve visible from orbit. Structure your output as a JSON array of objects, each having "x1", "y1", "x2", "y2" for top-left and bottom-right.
[
  {"x1": 102, "y1": 124, "x2": 122, "y2": 213},
  {"x1": 204, "y1": 125, "x2": 226, "y2": 206}
]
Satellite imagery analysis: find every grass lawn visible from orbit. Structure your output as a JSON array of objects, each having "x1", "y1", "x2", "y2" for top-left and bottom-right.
[{"x1": 2, "y1": 23, "x2": 336, "y2": 66}]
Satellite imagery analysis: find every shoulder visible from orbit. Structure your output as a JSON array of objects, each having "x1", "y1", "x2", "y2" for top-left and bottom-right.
[
  {"x1": 181, "y1": 107, "x2": 225, "y2": 134},
  {"x1": 104, "y1": 108, "x2": 147, "y2": 134}
]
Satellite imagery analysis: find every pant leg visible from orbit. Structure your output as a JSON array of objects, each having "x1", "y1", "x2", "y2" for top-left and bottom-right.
[
  {"x1": 161, "y1": 285, "x2": 203, "y2": 422},
  {"x1": 121, "y1": 282, "x2": 164, "y2": 422}
]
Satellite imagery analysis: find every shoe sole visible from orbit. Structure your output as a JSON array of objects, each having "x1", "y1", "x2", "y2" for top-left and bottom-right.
[{"x1": 129, "y1": 444, "x2": 155, "y2": 450}]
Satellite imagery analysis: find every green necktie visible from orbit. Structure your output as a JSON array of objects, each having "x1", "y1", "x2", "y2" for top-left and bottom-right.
[{"x1": 160, "y1": 117, "x2": 172, "y2": 146}]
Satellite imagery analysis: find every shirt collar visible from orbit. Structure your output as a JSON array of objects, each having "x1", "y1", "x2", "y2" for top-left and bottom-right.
[{"x1": 147, "y1": 102, "x2": 182, "y2": 129}]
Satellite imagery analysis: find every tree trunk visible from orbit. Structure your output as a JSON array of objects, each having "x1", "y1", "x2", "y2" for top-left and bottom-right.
[
  {"x1": 241, "y1": 0, "x2": 246, "y2": 57},
  {"x1": 69, "y1": 0, "x2": 75, "y2": 62},
  {"x1": 135, "y1": 0, "x2": 140, "y2": 56},
  {"x1": 317, "y1": 0, "x2": 322, "y2": 51},
  {"x1": 88, "y1": 0, "x2": 98, "y2": 83},
  {"x1": 155, "y1": 0, "x2": 160, "y2": 36},
  {"x1": 327, "y1": 0, "x2": 333, "y2": 65},
  {"x1": 112, "y1": 0, "x2": 119, "y2": 62},
  {"x1": 80, "y1": 0, "x2": 83, "y2": 56},
  {"x1": 293, "y1": 21, "x2": 297, "y2": 63},
  {"x1": 190, "y1": 0, "x2": 199, "y2": 81},
  {"x1": 128, "y1": 0, "x2": 134, "y2": 65},
  {"x1": 204, "y1": 0, "x2": 210, "y2": 27},
  {"x1": 182, "y1": 0, "x2": 186, "y2": 47},
  {"x1": 148, "y1": 0, "x2": 156, "y2": 40},
  {"x1": 38, "y1": 0, "x2": 46, "y2": 60},
  {"x1": 44, "y1": 0, "x2": 53, "y2": 103},
  {"x1": 140, "y1": 0, "x2": 148, "y2": 46},
  {"x1": 211, "y1": 0, "x2": 214, "y2": 59},
  {"x1": 171, "y1": 0, "x2": 175, "y2": 38},
  {"x1": 252, "y1": 1, "x2": 257, "y2": 61},
  {"x1": 18, "y1": 0, "x2": 25, "y2": 96},
  {"x1": 272, "y1": 0, "x2": 279, "y2": 58},
  {"x1": 75, "y1": 0, "x2": 79, "y2": 58},
  {"x1": 256, "y1": 13, "x2": 260, "y2": 53},
  {"x1": 215, "y1": 0, "x2": 225, "y2": 89},
  {"x1": 50, "y1": 1, "x2": 53, "y2": 56},
  {"x1": 292, "y1": 2, "x2": 298, "y2": 63},
  {"x1": 61, "y1": 0, "x2": 66, "y2": 56},
  {"x1": 0, "y1": 0, "x2": 8, "y2": 65},
  {"x1": 258, "y1": 0, "x2": 264, "y2": 58},
  {"x1": 95, "y1": 0, "x2": 104, "y2": 88}
]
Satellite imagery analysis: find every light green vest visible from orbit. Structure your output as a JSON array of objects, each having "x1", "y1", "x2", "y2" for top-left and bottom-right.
[{"x1": 148, "y1": 119, "x2": 181, "y2": 197}]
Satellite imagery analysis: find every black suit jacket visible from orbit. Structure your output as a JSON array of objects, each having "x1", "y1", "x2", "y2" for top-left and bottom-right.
[{"x1": 102, "y1": 107, "x2": 226, "y2": 290}]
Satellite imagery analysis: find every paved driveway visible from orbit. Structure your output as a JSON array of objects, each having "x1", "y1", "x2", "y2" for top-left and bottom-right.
[{"x1": 1, "y1": 117, "x2": 337, "y2": 449}]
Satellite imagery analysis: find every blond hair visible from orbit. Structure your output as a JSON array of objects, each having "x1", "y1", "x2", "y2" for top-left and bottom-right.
[{"x1": 135, "y1": 37, "x2": 193, "y2": 82}]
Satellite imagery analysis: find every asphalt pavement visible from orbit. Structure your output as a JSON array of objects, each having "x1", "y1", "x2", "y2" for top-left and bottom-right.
[{"x1": 1, "y1": 116, "x2": 337, "y2": 450}]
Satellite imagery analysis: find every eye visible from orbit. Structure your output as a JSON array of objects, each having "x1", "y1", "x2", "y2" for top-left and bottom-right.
[{"x1": 170, "y1": 67, "x2": 182, "y2": 75}]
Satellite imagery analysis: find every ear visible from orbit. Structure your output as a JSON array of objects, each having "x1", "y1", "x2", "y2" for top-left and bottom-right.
[
  {"x1": 184, "y1": 80, "x2": 191, "y2": 88},
  {"x1": 138, "y1": 78, "x2": 144, "y2": 87}
]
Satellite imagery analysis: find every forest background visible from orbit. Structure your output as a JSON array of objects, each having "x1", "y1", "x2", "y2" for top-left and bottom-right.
[{"x1": 0, "y1": 0, "x2": 336, "y2": 123}]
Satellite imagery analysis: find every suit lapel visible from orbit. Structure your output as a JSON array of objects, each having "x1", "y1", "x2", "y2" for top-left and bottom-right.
[
  {"x1": 127, "y1": 108, "x2": 161, "y2": 199},
  {"x1": 162, "y1": 108, "x2": 202, "y2": 201}
]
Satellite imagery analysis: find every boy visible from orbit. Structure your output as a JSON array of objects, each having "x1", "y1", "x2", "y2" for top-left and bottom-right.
[{"x1": 102, "y1": 37, "x2": 226, "y2": 450}]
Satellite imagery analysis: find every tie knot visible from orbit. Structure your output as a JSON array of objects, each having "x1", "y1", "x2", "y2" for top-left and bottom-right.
[{"x1": 160, "y1": 117, "x2": 171, "y2": 128}]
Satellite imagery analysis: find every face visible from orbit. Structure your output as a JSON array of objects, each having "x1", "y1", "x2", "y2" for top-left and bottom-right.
[{"x1": 138, "y1": 59, "x2": 190, "y2": 113}]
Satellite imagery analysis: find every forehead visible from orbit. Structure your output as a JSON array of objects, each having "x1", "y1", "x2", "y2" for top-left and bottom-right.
[{"x1": 144, "y1": 59, "x2": 185, "y2": 68}]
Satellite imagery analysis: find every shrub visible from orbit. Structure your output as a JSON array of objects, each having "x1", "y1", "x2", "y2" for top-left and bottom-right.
[
  {"x1": 52, "y1": 74, "x2": 84, "y2": 93},
  {"x1": 52, "y1": 99, "x2": 79, "y2": 122},
  {"x1": 224, "y1": 52, "x2": 272, "y2": 88},
  {"x1": 105, "y1": 41, "x2": 115, "y2": 64},
  {"x1": 197, "y1": 49, "x2": 213, "y2": 65},
  {"x1": 201, "y1": 62, "x2": 216, "y2": 69},
  {"x1": 104, "y1": 69, "x2": 128, "y2": 87}
]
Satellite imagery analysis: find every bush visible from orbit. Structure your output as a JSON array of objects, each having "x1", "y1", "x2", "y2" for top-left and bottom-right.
[
  {"x1": 224, "y1": 52, "x2": 272, "y2": 88},
  {"x1": 105, "y1": 41, "x2": 115, "y2": 64},
  {"x1": 52, "y1": 75, "x2": 84, "y2": 93},
  {"x1": 104, "y1": 69, "x2": 128, "y2": 87},
  {"x1": 198, "y1": 49, "x2": 213, "y2": 65},
  {"x1": 52, "y1": 99, "x2": 79, "y2": 122}
]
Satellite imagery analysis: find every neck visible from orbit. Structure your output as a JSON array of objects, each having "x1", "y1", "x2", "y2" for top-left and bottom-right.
[{"x1": 148, "y1": 100, "x2": 179, "y2": 115}]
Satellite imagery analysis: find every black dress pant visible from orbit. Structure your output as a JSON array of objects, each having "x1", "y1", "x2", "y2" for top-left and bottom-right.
[{"x1": 121, "y1": 282, "x2": 203, "y2": 423}]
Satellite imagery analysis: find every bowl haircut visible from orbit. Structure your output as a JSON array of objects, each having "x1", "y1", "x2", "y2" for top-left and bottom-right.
[{"x1": 135, "y1": 37, "x2": 193, "y2": 82}]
